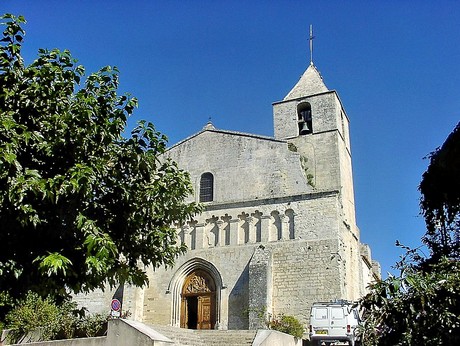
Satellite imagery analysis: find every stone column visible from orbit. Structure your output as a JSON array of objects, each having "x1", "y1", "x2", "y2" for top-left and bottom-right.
[
  {"x1": 216, "y1": 220, "x2": 224, "y2": 247},
  {"x1": 260, "y1": 216, "x2": 271, "y2": 243},
  {"x1": 176, "y1": 226, "x2": 183, "y2": 246},
  {"x1": 229, "y1": 218, "x2": 239, "y2": 245},
  {"x1": 182, "y1": 224, "x2": 191, "y2": 248},
  {"x1": 195, "y1": 223, "x2": 205, "y2": 249},
  {"x1": 280, "y1": 214, "x2": 290, "y2": 240},
  {"x1": 248, "y1": 216, "x2": 257, "y2": 243}
]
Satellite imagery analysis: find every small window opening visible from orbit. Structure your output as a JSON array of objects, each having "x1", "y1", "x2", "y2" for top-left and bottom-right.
[
  {"x1": 298, "y1": 103, "x2": 313, "y2": 135},
  {"x1": 200, "y1": 173, "x2": 214, "y2": 202}
]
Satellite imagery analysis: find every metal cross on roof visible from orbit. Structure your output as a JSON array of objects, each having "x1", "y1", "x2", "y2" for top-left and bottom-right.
[{"x1": 309, "y1": 24, "x2": 315, "y2": 65}]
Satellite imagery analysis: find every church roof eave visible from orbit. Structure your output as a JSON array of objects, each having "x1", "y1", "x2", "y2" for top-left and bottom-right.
[
  {"x1": 167, "y1": 124, "x2": 285, "y2": 152},
  {"x1": 272, "y1": 89, "x2": 335, "y2": 105}
]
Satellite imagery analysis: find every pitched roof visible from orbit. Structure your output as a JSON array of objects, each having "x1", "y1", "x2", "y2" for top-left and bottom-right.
[
  {"x1": 168, "y1": 121, "x2": 285, "y2": 150},
  {"x1": 283, "y1": 63, "x2": 328, "y2": 100}
]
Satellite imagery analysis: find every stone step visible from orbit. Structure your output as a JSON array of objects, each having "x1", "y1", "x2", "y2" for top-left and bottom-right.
[
  {"x1": 199, "y1": 330, "x2": 256, "y2": 343},
  {"x1": 148, "y1": 325, "x2": 202, "y2": 346},
  {"x1": 148, "y1": 325, "x2": 257, "y2": 346}
]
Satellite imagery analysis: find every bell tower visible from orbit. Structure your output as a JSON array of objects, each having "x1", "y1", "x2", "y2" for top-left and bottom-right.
[{"x1": 272, "y1": 61, "x2": 357, "y2": 236}]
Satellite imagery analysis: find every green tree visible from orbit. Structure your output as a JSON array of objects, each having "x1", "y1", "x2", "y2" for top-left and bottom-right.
[
  {"x1": 359, "y1": 256, "x2": 460, "y2": 346},
  {"x1": 419, "y1": 122, "x2": 460, "y2": 263},
  {"x1": 359, "y1": 122, "x2": 460, "y2": 346},
  {"x1": 0, "y1": 14, "x2": 200, "y2": 314}
]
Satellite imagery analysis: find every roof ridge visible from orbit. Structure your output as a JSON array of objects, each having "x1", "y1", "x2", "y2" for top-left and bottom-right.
[{"x1": 283, "y1": 64, "x2": 328, "y2": 101}]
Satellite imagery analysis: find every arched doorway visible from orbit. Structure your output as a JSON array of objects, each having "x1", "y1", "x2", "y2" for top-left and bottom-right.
[{"x1": 180, "y1": 270, "x2": 216, "y2": 329}]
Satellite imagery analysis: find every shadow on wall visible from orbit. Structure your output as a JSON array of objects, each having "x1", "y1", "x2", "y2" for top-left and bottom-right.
[{"x1": 228, "y1": 262, "x2": 250, "y2": 329}]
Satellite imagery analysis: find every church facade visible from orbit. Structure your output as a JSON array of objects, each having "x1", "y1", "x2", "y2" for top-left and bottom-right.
[
  {"x1": 138, "y1": 62, "x2": 380, "y2": 330},
  {"x1": 76, "y1": 62, "x2": 380, "y2": 332}
]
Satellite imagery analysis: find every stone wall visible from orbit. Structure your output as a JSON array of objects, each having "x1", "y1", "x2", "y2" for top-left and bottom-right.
[
  {"x1": 167, "y1": 129, "x2": 313, "y2": 204},
  {"x1": 175, "y1": 192, "x2": 342, "y2": 251},
  {"x1": 142, "y1": 237, "x2": 358, "y2": 330},
  {"x1": 269, "y1": 239, "x2": 343, "y2": 325},
  {"x1": 73, "y1": 285, "x2": 143, "y2": 321}
]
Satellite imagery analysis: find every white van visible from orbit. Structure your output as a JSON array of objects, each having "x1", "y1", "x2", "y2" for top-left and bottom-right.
[{"x1": 309, "y1": 300, "x2": 361, "y2": 346}]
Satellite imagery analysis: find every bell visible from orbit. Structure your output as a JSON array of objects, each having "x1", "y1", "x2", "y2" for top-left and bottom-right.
[{"x1": 300, "y1": 121, "x2": 311, "y2": 135}]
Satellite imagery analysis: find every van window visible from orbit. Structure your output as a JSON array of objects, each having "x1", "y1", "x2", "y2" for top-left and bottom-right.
[
  {"x1": 315, "y1": 308, "x2": 328, "y2": 320},
  {"x1": 331, "y1": 307, "x2": 344, "y2": 320}
]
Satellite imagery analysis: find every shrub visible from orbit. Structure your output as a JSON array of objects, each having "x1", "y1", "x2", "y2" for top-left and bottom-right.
[
  {"x1": 4, "y1": 292, "x2": 109, "y2": 342},
  {"x1": 267, "y1": 313, "x2": 304, "y2": 339},
  {"x1": 0, "y1": 291, "x2": 13, "y2": 331},
  {"x1": 56, "y1": 301, "x2": 80, "y2": 339},
  {"x1": 77, "y1": 313, "x2": 108, "y2": 337},
  {"x1": 5, "y1": 292, "x2": 61, "y2": 343}
]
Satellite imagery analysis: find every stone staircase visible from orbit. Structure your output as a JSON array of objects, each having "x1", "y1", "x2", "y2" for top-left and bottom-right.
[{"x1": 148, "y1": 325, "x2": 257, "y2": 346}]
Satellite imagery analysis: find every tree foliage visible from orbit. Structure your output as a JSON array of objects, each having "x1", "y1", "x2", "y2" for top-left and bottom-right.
[
  {"x1": 0, "y1": 14, "x2": 200, "y2": 311},
  {"x1": 419, "y1": 121, "x2": 460, "y2": 263},
  {"x1": 359, "y1": 256, "x2": 460, "y2": 346},
  {"x1": 359, "y1": 122, "x2": 460, "y2": 345}
]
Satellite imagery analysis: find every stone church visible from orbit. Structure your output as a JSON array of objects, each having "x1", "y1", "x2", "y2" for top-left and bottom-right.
[{"x1": 77, "y1": 60, "x2": 380, "y2": 332}]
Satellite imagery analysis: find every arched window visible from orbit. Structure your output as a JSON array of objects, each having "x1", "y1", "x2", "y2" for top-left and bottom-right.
[
  {"x1": 297, "y1": 102, "x2": 313, "y2": 135},
  {"x1": 200, "y1": 173, "x2": 214, "y2": 202}
]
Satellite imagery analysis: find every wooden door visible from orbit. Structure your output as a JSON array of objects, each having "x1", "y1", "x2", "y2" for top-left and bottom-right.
[
  {"x1": 197, "y1": 295, "x2": 214, "y2": 329},
  {"x1": 180, "y1": 297, "x2": 186, "y2": 328},
  {"x1": 180, "y1": 270, "x2": 216, "y2": 329}
]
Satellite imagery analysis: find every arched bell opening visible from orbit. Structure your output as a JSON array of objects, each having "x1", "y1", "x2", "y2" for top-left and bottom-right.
[{"x1": 297, "y1": 102, "x2": 313, "y2": 135}]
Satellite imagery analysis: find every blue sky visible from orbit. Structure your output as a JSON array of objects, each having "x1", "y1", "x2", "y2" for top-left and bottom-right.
[{"x1": 2, "y1": 1, "x2": 460, "y2": 276}]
